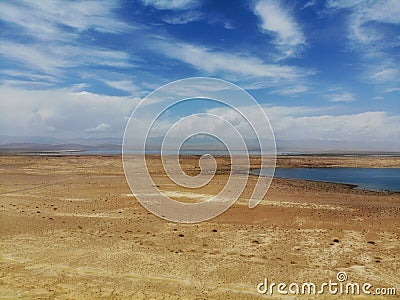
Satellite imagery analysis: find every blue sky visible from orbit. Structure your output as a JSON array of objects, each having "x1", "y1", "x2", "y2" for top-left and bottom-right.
[{"x1": 0, "y1": 0, "x2": 399, "y2": 151}]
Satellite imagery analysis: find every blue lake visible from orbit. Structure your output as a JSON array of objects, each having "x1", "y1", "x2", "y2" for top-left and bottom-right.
[{"x1": 252, "y1": 168, "x2": 400, "y2": 192}]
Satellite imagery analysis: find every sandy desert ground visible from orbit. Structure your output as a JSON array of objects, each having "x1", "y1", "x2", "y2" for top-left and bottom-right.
[{"x1": 1, "y1": 155, "x2": 399, "y2": 299}]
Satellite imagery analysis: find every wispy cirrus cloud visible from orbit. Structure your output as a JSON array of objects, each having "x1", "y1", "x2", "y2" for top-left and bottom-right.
[
  {"x1": 327, "y1": 91, "x2": 356, "y2": 102},
  {"x1": 327, "y1": 0, "x2": 400, "y2": 85},
  {"x1": 162, "y1": 11, "x2": 202, "y2": 24},
  {"x1": 152, "y1": 39, "x2": 310, "y2": 82},
  {"x1": 253, "y1": 0, "x2": 306, "y2": 59},
  {"x1": 271, "y1": 85, "x2": 309, "y2": 96},
  {"x1": 300, "y1": 0, "x2": 316, "y2": 10},
  {"x1": 0, "y1": 0, "x2": 128, "y2": 41},
  {"x1": 371, "y1": 68, "x2": 399, "y2": 82},
  {"x1": 140, "y1": 0, "x2": 199, "y2": 10},
  {"x1": 1, "y1": 70, "x2": 58, "y2": 83},
  {"x1": 384, "y1": 87, "x2": 400, "y2": 93},
  {"x1": 0, "y1": 0, "x2": 132, "y2": 84},
  {"x1": 0, "y1": 41, "x2": 132, "y2": 79},
  {"x1": 372, "y1": 96, "x2": 384, "y2": 101},
  {"x1": 328, "y1": 0, "x2": 400, "y2": 46},
  {"x1": 102, "y1": 79, "x2": 140, "y2": 94}
]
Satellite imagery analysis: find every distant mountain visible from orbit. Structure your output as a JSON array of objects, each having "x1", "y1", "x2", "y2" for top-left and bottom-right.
[
  {"x1": 0, "y1": 135, "x2": 122, "y2": 145},
  {"x1": 0, "y1": 142, "x2": 121, "y2": 152},
  {"x1": 142, "y1": 136, "x2": 264, "y2": 151},
  {"x1": 1, "y1": 136, "x2": 399, "y2": 154}
]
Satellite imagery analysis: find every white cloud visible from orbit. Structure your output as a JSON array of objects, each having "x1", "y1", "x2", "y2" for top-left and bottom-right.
[
  {"x1": 271, "y1": 110, "x2": 400, "y2": 149},
  {"x1": 0, "y1": 0, "x2": 128, "y2": 41},
  {"x1": 371, "y1": 68, "x2": 399, "y2": 82},
  {"x1": 209, "y1": 105, "x2": 400, "y2": 150},
  {"x1": 0, "y1": 0, "x2": 132, "y2": 82},
  {"x1": 327, "y1": 0, "x2": 364, "y2": 8},
  {"x1": 0, "y1": 86, "x2": 139, "y2": 139},
  {"x1": 0, "y1": 79, "x2": 54, "y2": 89},
  {"x1": 154, "y1": 104, "x2": 400, "y2": 150},
  {"x1": 1, "y1": 85, "x2": 398, "y2": 150},
  {"x1": 327, "y1": 0, "x2": 400, "y2": 47},
  {"x1": 103, "y1": 80, "x2": 139, "y2": 94},
  {"x1": 140, "y1": 0, "x2": 199, "y2": 10},
  {"x1": 372, "y1": 96, "x2": 384, "y2": 100},
  {"x1": 271, "y1": 85, "x2": 308, "y2": 96},
  {"x1": 154, "y1": 40, "x2": 308, "y2": 82},
  {"x1": 86, "y1": 123, "x2": 111, "y2": 132},
  {"x1": 0, "y1": 42, "x2": 66, "y2": 76},
  {"x1": 300, "y1": 0, "x2": 316, "y2": 10},
  {"x1": 162, "y1": 11, "x2": 202, "y2": 24},
  {"x1": 328, "y1": 92, "x2": 356, "y2": 102},
  {"x1": 253, "y1": 0, "x2": 306, "y2": 59},
  {"x1": 1, "y1": 70, "x2": 58, "y2": 83},
  {"x1": 327, "y1": 1, "x2": 400, "y2": 84},
  {"x1": 0, "y1": 42, "x2": 132, "y2": 76},
  {"x1": 384, "y1": 87, "x2": 400, "y2": 93}
]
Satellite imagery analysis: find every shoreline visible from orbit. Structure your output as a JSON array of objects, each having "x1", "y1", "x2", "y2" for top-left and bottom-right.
[
  {"x1": 2, "y1": 154, "x2": 399, "y2": 194},
  {"x1": 2, "y1": 152, "x2": 400, "y2": 160}
]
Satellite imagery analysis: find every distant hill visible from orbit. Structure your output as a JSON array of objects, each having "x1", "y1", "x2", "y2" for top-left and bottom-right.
[
  {"x1": 0, "y1": 142, "x2": 121, "y2": 153},
  {"x1": 1, "y1": 136, "x2": 399, "y2": 155}
]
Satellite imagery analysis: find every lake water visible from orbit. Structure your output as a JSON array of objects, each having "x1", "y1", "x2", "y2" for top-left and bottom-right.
[{"x1": 252, "y1": 168, "x2": 400, "y2": 192}]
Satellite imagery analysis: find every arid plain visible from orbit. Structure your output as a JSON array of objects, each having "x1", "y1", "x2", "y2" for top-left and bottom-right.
[{"x1": 1, "y1": 155, "x2": 399, "y2": 299}]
